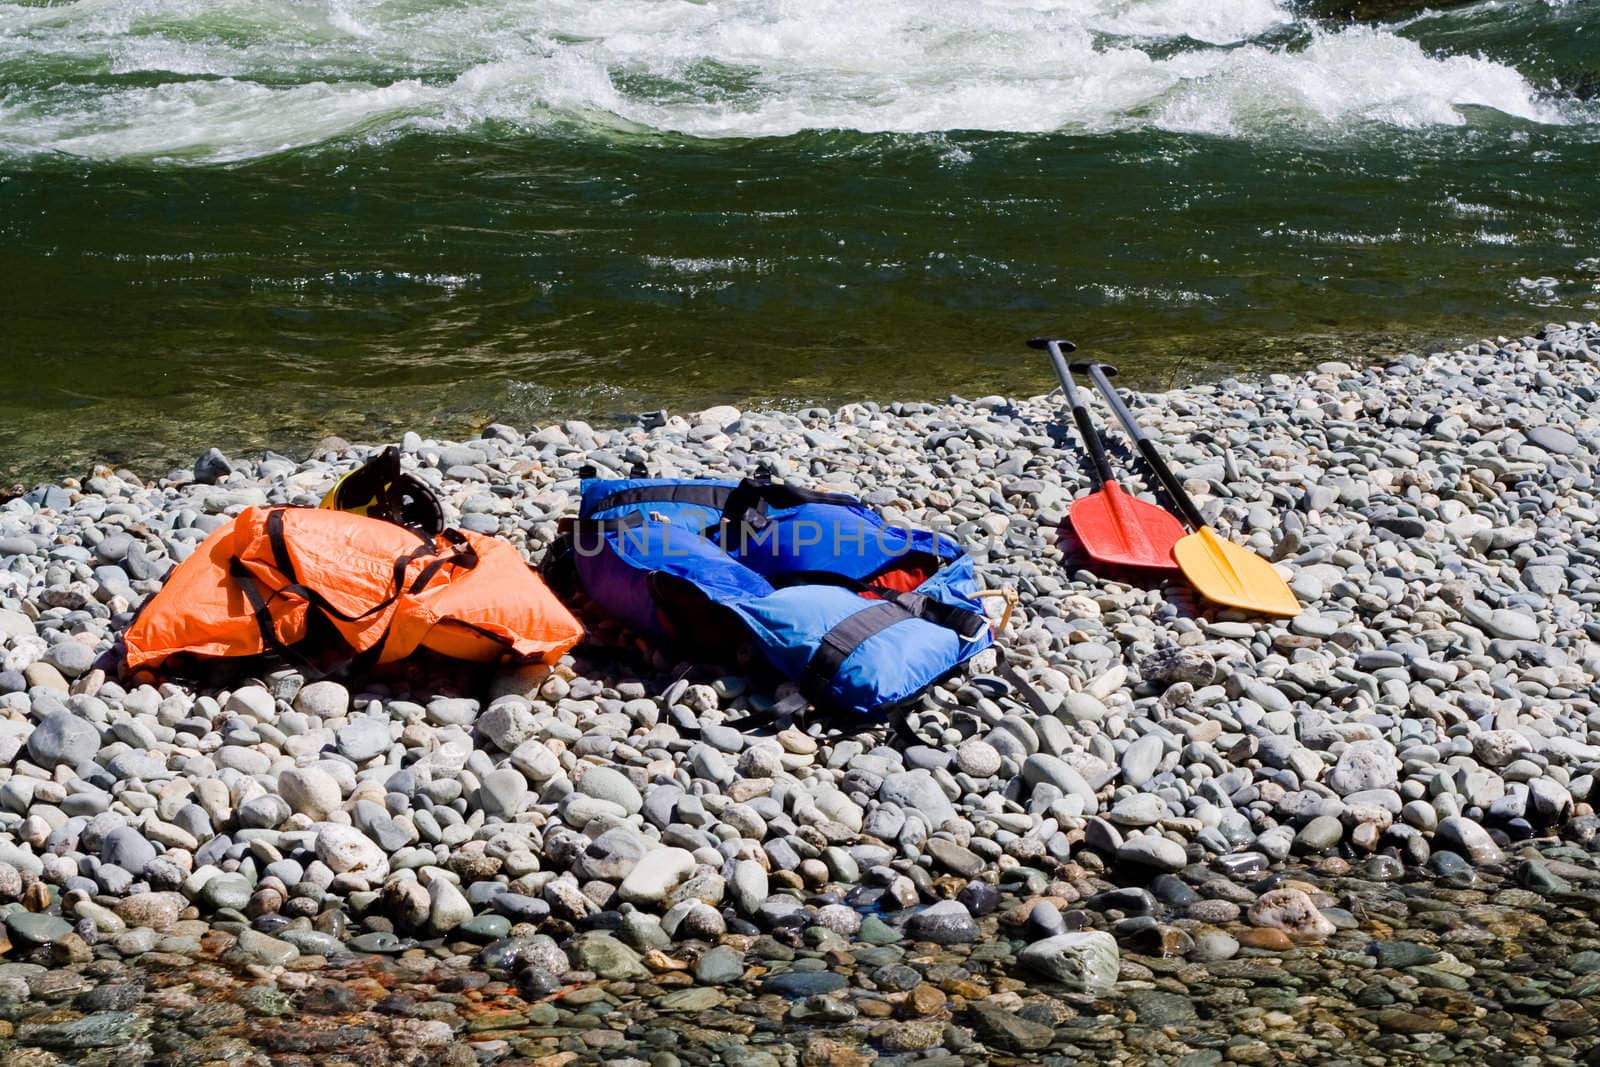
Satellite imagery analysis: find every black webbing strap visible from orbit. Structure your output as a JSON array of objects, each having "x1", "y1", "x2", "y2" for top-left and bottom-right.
[
  {"x1": 431, "y1": 616, "x2": 519, "y2": 650},
  {"x1": 406, "y1": 530, "x2": 478, "y2": 594},
  {"x1": 260, "y1": 508, "x2": 449, "y2": 624},
  {"x1": 266, "y1": 508, "x2": 296, "y2": 580},
  {"x1": 227, "y1": 509, "x2": 481, "y2": 679},
  {"x1": 394, "y1": 538, "x2": 438, "y2": 595},
  {"x1": 800, "y1": 601, "x2": 909, "y2": 704},
  {"x1": 799, "y1": 591, "x2": 991, "y2": 706},
  {"x1": 270, "y1": 578, "x2": 398, "y2": 624},
  {"x1": 344, "y1": 634, "x2": 390, "y2": 679},
  {"x1": 876, "y1": 589, "x2": 989, "y2": 640},
  {"x1": 228, "y1": 557, "x2": 323, "y2": 676},
  {"x1": 718, "y1": 477, "x2": 862, "y2": 537},
  {"x1": 592, "y1": 483, "x2": 736, "y2": 514},
  {"x1": 766, "y1": 570, "x2": 870, "y2": 592}
]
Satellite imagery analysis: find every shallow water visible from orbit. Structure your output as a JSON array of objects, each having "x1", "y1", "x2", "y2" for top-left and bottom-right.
[
  {"x1": 4, "y1": 844, "x2": 1599, "y2": 1065},
  {"x1": 2, "y1": 0, "x2": 1598, "y2": 480}
]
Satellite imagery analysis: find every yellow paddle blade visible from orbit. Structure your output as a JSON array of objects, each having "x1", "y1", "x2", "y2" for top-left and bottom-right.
[{"x1": 1173, "y1": 526, "x2": 1300, "y2": 618}]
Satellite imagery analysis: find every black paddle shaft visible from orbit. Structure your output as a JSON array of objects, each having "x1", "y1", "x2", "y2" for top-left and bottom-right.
[
  {"x1": 1074, "y1": 360, "x2": 1207, "y2": 531},
  {"x1": 1027, "y1": 337, "x2": 1114, "y2": 490}
]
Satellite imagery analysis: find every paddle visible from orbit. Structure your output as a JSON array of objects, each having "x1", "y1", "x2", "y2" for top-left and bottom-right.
[
  {"x1": 1028, "y1": 337, "x2": 1183, "y2": 570},
  {"x1": 1074, "y1": 360, "x2": 1301, "y2": 618}
]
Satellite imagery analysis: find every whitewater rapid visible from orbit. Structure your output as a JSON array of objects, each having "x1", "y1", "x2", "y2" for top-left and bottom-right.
[{"x1": 0, "y1": 0, "x2": 1587, "y2": 164}]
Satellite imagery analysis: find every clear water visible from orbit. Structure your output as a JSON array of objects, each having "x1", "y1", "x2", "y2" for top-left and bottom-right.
[{"x1": 2, "y1": 0, "x2": 1598, "y2": 480}]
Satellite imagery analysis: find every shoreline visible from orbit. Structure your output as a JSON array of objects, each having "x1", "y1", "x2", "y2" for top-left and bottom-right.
[
  {"x1": 2, "y1": 321, "x2": 1599, "y2": 1062},
  {"x1": 0, "y1": 320, "x2": 1512, "y2": 491}
]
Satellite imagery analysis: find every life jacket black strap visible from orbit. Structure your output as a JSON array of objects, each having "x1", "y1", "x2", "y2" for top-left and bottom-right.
[
  {"x1": 718, "y1": 477, "x2": 861, "y2": 538},
  {"x1": 875, "y1": 589, "x2": 989, "y2": 641},
  {"x1": 213, "y1": 507, "x2": 489, "y2": 681},
  {"x1": 246, "y1": 509, "x2": 473, "y2": 636},
  {"x1": 765, "y1": 570, "x2": 870, "y2": 592},
  {"x1": 229, "y1": 556, "x2": 385, "y2": 682},
  {"x1": 261, "y1": 507, "x2": 465, "y2": 625},
  {"x1": 799, "y1": 591, "x2": 990, "y2": 706},
  {"x1": 800, "y1": 601, "x2": 910, "y2": 705},
  {"x1": 592, "y1": 483, "x2": 737, "y2": 515},
  {"x1": 228, "y1": 557, "x2": 325, "y2": 677},
  {"x1": 767, "y1": 568, "x2": 989, "y2": 640},
  {"x1": 344, "y1": 633, "x2": 390, "y2": 678},
  {"x1": 267, "y1": 507, "x2": 296, "y2": 580},
  {"x1": 406, "y1": 530, "x2": 478, "y2": 594},
  {"x1": 267, "y1": 508, "x2": 387, "y2": 623}
]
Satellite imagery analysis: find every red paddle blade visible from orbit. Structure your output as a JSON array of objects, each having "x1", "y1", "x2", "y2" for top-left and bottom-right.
[{"x1": 1067, "y1": 480, "x2": 1184, "y2": 570}]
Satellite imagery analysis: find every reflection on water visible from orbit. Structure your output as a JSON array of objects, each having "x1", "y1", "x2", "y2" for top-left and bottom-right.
[{"x1": 1, "y1": 0, "x2": 1597, "y2": 481}]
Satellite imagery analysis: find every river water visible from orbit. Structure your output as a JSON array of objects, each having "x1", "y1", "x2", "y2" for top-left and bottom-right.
[{"x1": 2, "y1": 0, "x2": 1598, "y2": 480}]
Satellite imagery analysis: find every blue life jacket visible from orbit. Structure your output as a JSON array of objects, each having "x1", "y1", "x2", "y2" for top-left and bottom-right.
[{"x1": 567, "y1": 477, "x2": 993, "y2": 713}]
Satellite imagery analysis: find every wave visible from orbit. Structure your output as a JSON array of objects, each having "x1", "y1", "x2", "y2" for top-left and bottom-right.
[{"x1": 0, "y1": 0, "x2": 1586, "y2": 163}]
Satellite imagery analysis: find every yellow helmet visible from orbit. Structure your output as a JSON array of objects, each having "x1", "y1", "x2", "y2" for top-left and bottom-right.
[{"x1": 321, "y1": 446, "x2": 444, "y2": 535}]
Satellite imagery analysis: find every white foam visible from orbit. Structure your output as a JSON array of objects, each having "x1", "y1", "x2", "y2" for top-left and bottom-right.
[
  {"x1": 1085, "y1": 0, "x2": 1291, "y2": 45},
  {"x1": 0, "y1": 0, "x2": 1583, "y2": 163},
  {"x1": 1155, "y1": 28, "x2": 1561, "y2": 134}
]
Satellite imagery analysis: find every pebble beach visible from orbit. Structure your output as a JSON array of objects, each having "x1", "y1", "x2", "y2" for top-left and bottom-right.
[{"x1": 3, "y1": 322, "x2": 1600, "y2": 1066}]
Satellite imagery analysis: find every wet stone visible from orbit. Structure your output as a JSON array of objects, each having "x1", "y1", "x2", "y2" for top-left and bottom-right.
[
  {"x1": 17, "y1": 1011, "x2": 150, "y2": 1049},
  {"x1": 234, "y1": 928, "x2": 300, "y2": 966},
  {"x1": 459, "y1": 914, "x2": 511, "y2": 941},
  {"x1": 6, "y1": 911, "x2": 74, "y2": 946},
  {"x1": 1128, "y1": 988, "x2": 1199, "y2": 1025},
  {"x1": 764, "y1": 970, "x2": 848, "y2": 997},
  {"x1": 958, "y1": 881, "x2": 1001, "y2": 917},
  {"x1": 1436, "y1": 816, "x2": 1504, "y2": 865},
  {"x1": 859, "y1": 916, "x2": 902, "y2": 945},
  {"x1": 971, "y1": 1001, "x2": 1055, "y2": 1052},
  {"x1": 1371, "y1": 941, "x2": 1441, "y2": 968},
  {"x1": 1295, "y1": 815, "x2": 1344, "y2": 852},
  {"x1": 872, "y1": 963, "x2": 923, "y2": 992},
  {"x1": 1019, "y1": 931, "x2": 1120, "y2": 994},
  {"x1": 278, "y1": 928, "x2": 344, "y2": 956},
  {"x1": 349, "y1": 931, "x2": 407, "y2": 953},
  {"x1": 659, "y1": 986, "x2": 727, "y2": 1011},
  {"x1": 78, "y1": 982, "x2": 144, "y2": 1012},
  {"x1": 695, "y1": 945, "x2": 746, "y2": 985}
]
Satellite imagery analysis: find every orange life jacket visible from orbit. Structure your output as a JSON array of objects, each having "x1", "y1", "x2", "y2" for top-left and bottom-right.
[{"x1": 124, "y1": 506, "x2": 583, "y2": 673}]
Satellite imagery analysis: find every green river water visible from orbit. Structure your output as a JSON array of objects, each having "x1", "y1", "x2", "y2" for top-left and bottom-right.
[{"x1": 2, "y1": 0, "x2": 1598, "y2": 481}]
